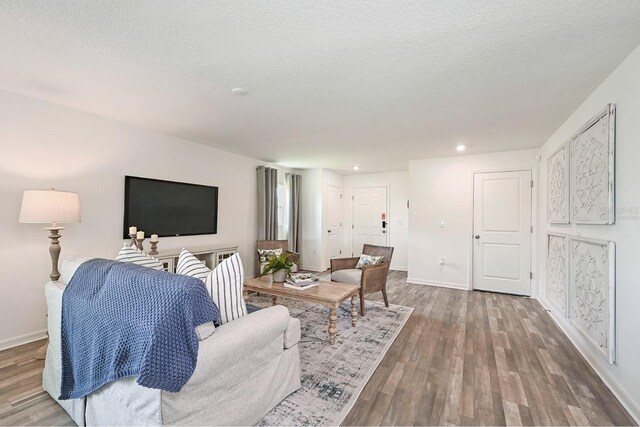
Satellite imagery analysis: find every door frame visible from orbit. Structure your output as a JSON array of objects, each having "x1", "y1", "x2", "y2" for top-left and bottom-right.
[
  {"x1": 469, "y1": 168, "x2": 538, "y2": 296},
  {"x1": 351, "y1": 185, "x2": 390, "y2": 256}
]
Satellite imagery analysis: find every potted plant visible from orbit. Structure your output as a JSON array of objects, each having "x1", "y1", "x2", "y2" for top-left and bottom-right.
[{"x1": 260, "y1": 253, "x2": 293, "y2": 283}]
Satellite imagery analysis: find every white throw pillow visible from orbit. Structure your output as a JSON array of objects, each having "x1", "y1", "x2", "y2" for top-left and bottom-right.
[
  {"x1": 115, "y1": 245, "x2": 163, "y2": 270},
  {"x1": 176, "y1": 249, "x2": 210, "y2": 281},
  {"x1": 60, "y1": 256, "x2": 92, "y2": 284},
  {"x1": 355, "y1": 254, "x2": 384, "y2": 269},
  {"x1": 205, "y1": 254, "x2": 247, "y2": 324}
]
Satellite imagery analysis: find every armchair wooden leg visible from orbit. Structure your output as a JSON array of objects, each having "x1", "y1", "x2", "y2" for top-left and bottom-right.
[
  {"x1": 360, "y1": 288, "x2": 365, "y2": 316},
  {"x1": 382, "y1": 287, "x2": 389, "y2": 307}
]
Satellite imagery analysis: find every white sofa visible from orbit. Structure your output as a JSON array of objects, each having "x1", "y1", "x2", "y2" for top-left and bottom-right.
[{"x1": 42, "y1": 260, "x2": 302, "y2": 426}]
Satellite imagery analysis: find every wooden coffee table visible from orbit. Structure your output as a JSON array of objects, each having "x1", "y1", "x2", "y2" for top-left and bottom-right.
[{"x1": 244, "y1": 277, "x2": 360, "y2": 345}]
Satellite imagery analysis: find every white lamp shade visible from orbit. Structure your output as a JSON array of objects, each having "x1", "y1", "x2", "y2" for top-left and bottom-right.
[{"x1": 19, "y1": 189, "x2": 81, "y2": 224}]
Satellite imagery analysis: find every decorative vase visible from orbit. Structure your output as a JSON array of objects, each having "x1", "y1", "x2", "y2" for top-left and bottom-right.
[
  {"x1": 259, "y1": 273, "x2": 273, "y2": 287},
  {"x1": 272, "y1": 269, "x2": 288, "y2": 283}
]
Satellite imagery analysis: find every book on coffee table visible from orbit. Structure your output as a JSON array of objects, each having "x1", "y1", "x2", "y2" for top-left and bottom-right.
[{"x1": 284, "y1": 273, "x2": 320, "y2": 290}]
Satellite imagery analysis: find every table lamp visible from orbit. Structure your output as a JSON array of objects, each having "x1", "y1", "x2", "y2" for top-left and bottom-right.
[{"x1": 19, "y1": 189, "x2": 81, "y2": 281}]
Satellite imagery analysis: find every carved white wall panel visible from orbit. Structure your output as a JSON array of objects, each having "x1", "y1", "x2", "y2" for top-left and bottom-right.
[
  {"x1": 569, "y1": 236, "x2": 616, "y2": 363},
  {"x1": 547, "y1": 142, "x2": 569, "y2": 223},
  {"x1": 546, "y1": 233, "x2": 568, "y2": 317},
  {"x1": 570, "y1": 104, "x2": 615, "y2": 224}
]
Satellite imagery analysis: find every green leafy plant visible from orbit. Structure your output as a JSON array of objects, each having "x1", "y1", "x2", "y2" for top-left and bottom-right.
[{"x1": 260, "y1": 253, "x2": 294, "y2": 276}]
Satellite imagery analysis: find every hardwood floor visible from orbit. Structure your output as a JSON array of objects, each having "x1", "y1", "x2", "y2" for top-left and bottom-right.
[
  {"x1": 343, "y1": 271, "x2": 634, "y2": 426},
  {"x1": 0, "y1": 271, "x2": 634, "y2": 426},
  {"x1": 0, "y1": 340, "x2": 73, "y2": 426}
]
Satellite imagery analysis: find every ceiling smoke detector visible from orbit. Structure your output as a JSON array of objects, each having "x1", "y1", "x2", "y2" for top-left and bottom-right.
[{"x1": 231, "y1": 88, "x2": 248, "y2": 96}]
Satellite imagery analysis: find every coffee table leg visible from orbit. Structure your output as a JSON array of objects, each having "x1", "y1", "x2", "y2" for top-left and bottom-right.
[
  {"x1": 272, "y1": 296, "x2": 277, "y2": 306},
  {"x1": 351, "y1": 295, "x2": 358, "y2": 327},
  {"x1": 328, "y1": 307, "x2": 337, "y2": 345},
  {"x1": 243, "y1": 290, "x2": 249, "y2": 303}
]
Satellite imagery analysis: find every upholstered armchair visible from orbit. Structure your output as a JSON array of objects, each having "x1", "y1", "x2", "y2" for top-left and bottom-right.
[
  {"x1": 330, "y1": 244, "x2": 394, "y2": 316},
  {"x1": 256, "y1": 240, "x2": 300, "y2": 275}
]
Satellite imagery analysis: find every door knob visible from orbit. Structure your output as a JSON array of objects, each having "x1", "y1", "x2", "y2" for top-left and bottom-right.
[{"x1": 474, "y1": 235, "x2": 480, "y2": 239}]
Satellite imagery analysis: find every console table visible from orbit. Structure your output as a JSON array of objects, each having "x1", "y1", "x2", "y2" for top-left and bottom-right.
[{"x1": 155, "y1": 245, "x2": 238, "y2": 273}]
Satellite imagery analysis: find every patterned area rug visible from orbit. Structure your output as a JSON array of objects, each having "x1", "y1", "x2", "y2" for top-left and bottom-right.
[{"x1": 250, "y1": 296, "x2": 414, "y2": 426}]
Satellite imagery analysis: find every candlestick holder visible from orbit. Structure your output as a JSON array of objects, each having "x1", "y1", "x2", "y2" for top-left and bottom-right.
[
  {"x1": 136, "y1": 237, "x2": 145, "y2": 251},
  {"x1": 149, "y1": 240, "x2": 159, "y2": 256},
  {"x1": 129, "y1": 233, "x2": 137, "y2": 248}
]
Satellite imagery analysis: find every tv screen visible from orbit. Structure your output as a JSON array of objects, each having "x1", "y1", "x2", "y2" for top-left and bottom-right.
[{"x1": 123, "y1": 176, "x2": 218, "y2": 238}]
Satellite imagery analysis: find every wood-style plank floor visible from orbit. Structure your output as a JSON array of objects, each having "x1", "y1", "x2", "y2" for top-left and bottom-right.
[
  {"x1": 0, "y1": 271, "x2": 634, "y2": 426},
  {"x1": 343, "y1": 271, "x2": 634, "y2": 426}
]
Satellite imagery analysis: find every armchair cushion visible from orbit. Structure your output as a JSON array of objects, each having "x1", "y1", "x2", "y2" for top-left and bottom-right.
[{"x1": 331, "y1": 268, "x2": 362, "y2": 285}]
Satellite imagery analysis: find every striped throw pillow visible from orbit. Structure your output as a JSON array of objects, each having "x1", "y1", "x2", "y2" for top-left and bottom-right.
[
  {"x1": 176, "y1": 249, "x2": 210, "y2": 281},
  {"x1": 115, "y1": 245, "x2": 163, "y2": 270},
  {"x1": 205, "y1": 253, "x2": 247, "y2": 324}
]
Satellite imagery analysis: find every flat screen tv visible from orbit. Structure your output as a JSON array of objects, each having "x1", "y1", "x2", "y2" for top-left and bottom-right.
[{"x1": 123, "y1": 176, "x2": 218, "y2": 238}]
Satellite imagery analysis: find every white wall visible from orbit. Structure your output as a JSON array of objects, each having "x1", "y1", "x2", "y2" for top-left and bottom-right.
[
  {"x1": 299, "y1": 168, "x2": 347, "y2": 270},
  {"x1": 536, "y1": 45, "x2": 640, "y2": 421},
  {"x1": 342, "y1": 171, "x2": 409, "y2": 270},
  {"x1": 0, "y1": 90, "x2": 262, "y2": 349},
  {"x1": 299, "y1": 168, "x2": 324, "y2": 270},
  {"x1": 408, "y1": 149, "x2": 539, "y2": 290}
]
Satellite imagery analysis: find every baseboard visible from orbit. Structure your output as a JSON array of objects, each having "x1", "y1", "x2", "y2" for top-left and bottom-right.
[
  {"x1": 0, "y1": 329, "x2": 47, "y2": 352},
  {"x1": 406, "y1": 277, "x2": 469, "y2": 290},
  {"x1": 390, "y1": 266, "x2": 408, "y2": 272},
  {"x1": 539, "y1": 297, "x2": 640, "y2": 424}
]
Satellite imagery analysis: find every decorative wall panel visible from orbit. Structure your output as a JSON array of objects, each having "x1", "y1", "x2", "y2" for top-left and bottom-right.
[
  {"x1": 546, "y1": 233, "x2": 568, "y2": 317},
  {"x1": 570, "y1": 104, "x2": 615, "y2": 224},
  {"x1": 569, "y1": 236, "x2": 616, "y2": 363},
  {"x1": 547, "y1": 142, "x2": 569, "y2": 223}
]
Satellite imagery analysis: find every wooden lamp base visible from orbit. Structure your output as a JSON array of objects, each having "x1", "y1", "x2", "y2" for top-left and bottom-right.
[
  {"x1": 45, "y1": 226, "x2": 64, "y2": 281},
  {"x1": 35, "y1": 226, "x2": 64, "y2": 360}
]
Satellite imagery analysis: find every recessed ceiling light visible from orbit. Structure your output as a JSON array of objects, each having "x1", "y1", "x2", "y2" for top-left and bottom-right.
[
  {"x1": 456, "y1": 144, "x2": 466, "y2": 152},
  {"x1": 231, "y1": 88, "x2": 248, "y2": 96},
  {"x1": 352, "y1": 165, "x2": 360, "y2": 171}
]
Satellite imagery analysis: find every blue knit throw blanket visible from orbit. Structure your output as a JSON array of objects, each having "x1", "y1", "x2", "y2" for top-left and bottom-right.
[{"x1": 59, "y1": 259, "x2": 220, "y2": 400}]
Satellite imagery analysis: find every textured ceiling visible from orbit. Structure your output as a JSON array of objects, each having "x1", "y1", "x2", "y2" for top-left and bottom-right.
[{"x1": 1, "y1": 1, "x2": 640, "y2": 173}]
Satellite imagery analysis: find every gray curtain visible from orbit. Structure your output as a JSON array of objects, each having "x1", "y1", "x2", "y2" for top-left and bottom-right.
[
  {"x1": 257, "y1": 166, "x2": 278, "y2": 240},
  {"x1": 287, "y1": 173, "x2": 301, "y2": 252}
]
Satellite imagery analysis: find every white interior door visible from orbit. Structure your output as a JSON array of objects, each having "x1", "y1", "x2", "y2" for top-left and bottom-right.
[
  {"x1": 352, "y1": 187, "x2": 388, "y2": 256},
  {"x1": 473, "y1": 171, "x2": 532, "y2": 296},
  {"x1": 326, "y1": 185, "x2": 342, "y2": 261}
]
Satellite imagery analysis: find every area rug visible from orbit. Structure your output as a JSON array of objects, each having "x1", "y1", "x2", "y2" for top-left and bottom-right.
[{"x1": 250, "y1": 296, "x2": 414, "y2": 426}]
